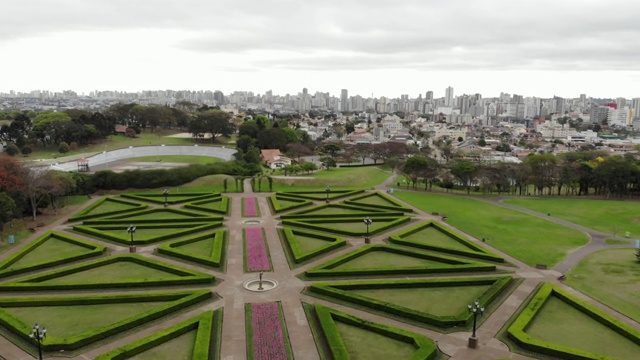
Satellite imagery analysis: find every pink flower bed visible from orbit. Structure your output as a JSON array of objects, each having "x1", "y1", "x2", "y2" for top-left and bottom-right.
[
  {"x1": 244, "y1": 197, "x2": 259, "y2": 217},
  {"x1": 250, "y1": 302, "x2": 289, "y2": 360},
  {"x1": 245, "y1": 227, "x2": 270, "y2": 271}
]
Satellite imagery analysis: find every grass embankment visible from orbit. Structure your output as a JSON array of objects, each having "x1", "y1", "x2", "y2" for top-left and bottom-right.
[
  {"x1": 126, "y1": 155, "x2": 222, "y2": 164},
  {"x1": 565, "y1": 249, "x2": 640, "y2": 323},
  {"x1": 270, "y1": 166, "x2": 392, "y2": 191},
  {"x1": 503, "y1": 197, "x2": 640, "y2": 236},
  {"x1": 393, "y1": 191, "x2": 589, "y2": 267}
]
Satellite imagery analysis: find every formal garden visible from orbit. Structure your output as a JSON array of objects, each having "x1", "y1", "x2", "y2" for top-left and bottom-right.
[{"x1": 0, "y1": 175, "x2": 638, "y2": 359}]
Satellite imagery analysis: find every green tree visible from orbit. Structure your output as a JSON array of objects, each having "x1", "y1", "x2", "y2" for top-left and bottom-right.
[
  {"x1": 323, "y1": 143, "x2": 341, "y2": 158},
  {"x1": 189, "y1": 110, "x2": 235, "y2": 142},
  {"x1": 403, "y1": 155, "x2": 429, "y2": 189},
  {"x1": 450, "y1": 159, "x2": 478, "y2": 194},
  {"x1": 0, "y1": 192, "x2": 16, "y2": 240},
  {"x1": 320, "y1": 156, "x2": 336, "y2": 170}
]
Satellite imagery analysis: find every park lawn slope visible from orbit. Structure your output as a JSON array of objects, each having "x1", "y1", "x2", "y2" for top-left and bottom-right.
[
  {"x1": 503, "y1": 197, "x2": 640, "y2": 235},
  {"x1": 393, "y1": 192, "x2": 588, "y2": 267}
]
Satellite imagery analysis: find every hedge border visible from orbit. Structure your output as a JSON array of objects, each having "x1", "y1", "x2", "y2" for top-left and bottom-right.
[
  {"x1": 157, "y1": 230, "x2": 228, "y2": 268},
  {"x1": 275, "y1": 189, "x2": 365, "y2": 201},
  {"x1": 68, "y1": 197, "x2": 148, "y2": 222},
  {"x1": 241, "y1": 197, "x2": 261, "y2": 218},
  {"x1": 305, "y1": 244, "x2": 496, "y2": 277},
  {"x1": 0, "y1": 231, "x2": 106, "y2": 279},
  {"x1": 83, "y1": 207, "x2": 223, "y2": 224},
  {"x1": 267, "y1": 194, "x2": 313, "y2": 214},
  {"x1": 279, "y1": 227, "x2": 347, "y2": 264},
  {"x1": 73, "y1": 222, "x2": 223, "y2": 245},
  {"x1": 120, "y1": 192, "x2": 219, "y2": 205},
  {"x1": 95, "y1": 308, "x2": 222, "y2": 360},
  {"x1": 243, "y1": 228, "x2": 273, "y2": 273},
  {"x1": 388, "y1": 221, "x2": 504, "y2": 263},
  {"x1": 244, "y1": 301, "x2": 294, "y2": 360},
  {"x1": 0, "y1": 254, "x2": 214, "y2": 291},
  {"x1": 344, "y1": 191, "x2": 414, "y2": 212},
  {"x1": 282, "y1": 216, "x2": 411, "y2": 237},
  {"x1": 507, "y1": 282, "x2": 640, "y2": 360},
  {"x1": 184, "y1": 196, "x2": 230, "y2": 215},
  {"x1": 279, "y1": 203, "x2": 403, "y2": 220},
  {"x1": 0, "y1": 290, "x2": 212, "y2": 352},
  {"x1": 313, "y1": 303, "x2": 438, "y2": 360},
  {"x1": 309, "y1": 276, "x2": 513, "y2": 328}
]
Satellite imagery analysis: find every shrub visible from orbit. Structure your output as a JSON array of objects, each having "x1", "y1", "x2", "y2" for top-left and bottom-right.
[
  {"x1": 59, "y1": 142, "x2": 70, "y2": 153},
  {"x1": 20, "y1": 145, "x2": 32, "y2": 156},
  {"x1": 4, "y1": 143, "x2": 19, "y2": 156},
  {"x1": 69, "y1": 141, "x2": 79, "y2": 150}
]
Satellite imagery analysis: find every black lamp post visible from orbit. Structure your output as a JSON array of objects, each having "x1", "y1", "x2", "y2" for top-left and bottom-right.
[
  {"x1": 467, "y1": 300, "x2": 484, "y2": 348},
  {"x1": 163, "y1": 189, "x2": 169, "y2": 207},
  {"x1": 29, "y1": 323, "x2": 46, "y2": 360},
  {"x1": 325, "y1": 186, "x2": 331, "y2": 203},
  {"x1": 127, "y1": 224, "x2": 136, "y2": 253},
  {"x1": 364, "y1": 217, "x2": 373, "y2": 244}
]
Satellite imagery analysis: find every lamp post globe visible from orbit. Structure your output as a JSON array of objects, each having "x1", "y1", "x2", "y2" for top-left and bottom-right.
[
  {"x1": 163, "y1": 189, "x2": 169, "y2": 207},
  {"x1": 467, "y1": 300, "x2": 484, "y2": 348},
  {"x1": 30, "y1": 323, "x2": 46, "y2": 360},
  {"x1": 325, "y1": 186, "x2": 331, "y2": 203},
  {"x1": 364, "y1": 217, "x2": 373, "y2": 244},
  {"x1": 127, "y1": 225, "x2": 137, "y2": 253}
]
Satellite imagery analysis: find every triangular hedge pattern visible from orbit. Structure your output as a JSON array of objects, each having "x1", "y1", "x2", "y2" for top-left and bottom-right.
[
  {"x1": 73, "y1": 222, "x2": 223, "y2": 245},
  {"x1": 282, "y1": 216, "x2": 411, "y2": 237},
  {"x1": 344, "y1": 191, "x2": 414, "y2": 212},
  {"x1": 279, "y1": 203, "x2": 402, "y2": 220},
  {"x1": 275, "y1": 189, "x2": 364, "y2": 201},
  {"x1": 183, "y1": 196, "x2": 230, "y2": 215},
  {"x1": 120, "y1": 192, "x2": 218, "y2": 205},
  {"x1": 157, "y1": 230, "x2": 227, "y2": 268},
  {"x1": 280, "y1": 227, "x2": 347, "y2": 264},
  {"x1": 69, "y1": 197, "x2": 147, "y2": 222},
  {"x1": 268, "y1": 194, "x2": 313, "y2": 214}
]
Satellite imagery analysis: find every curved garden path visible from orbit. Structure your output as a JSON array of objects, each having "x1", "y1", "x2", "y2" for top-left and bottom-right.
[{"x1": 0, "y1": 174, "x2": 638, "y2": 359}]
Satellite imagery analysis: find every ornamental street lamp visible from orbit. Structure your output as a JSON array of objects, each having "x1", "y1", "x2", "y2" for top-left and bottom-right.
[
  {"x1": 364, "y1": 217, "x2": 373, "y2": 244},
  {"x1": 325, "y1": 186, "x2": 331, "y2": 203},
  {"x1": 163, "y1": 189, "x2": 169, "y2": 207},
  {"x1": 127, "y1": 225, "x2": 137, "y2": 253},
  {"x1": 29, "y1": 323, "x2": 46, "y2": 360},
  {"x1": 467, "y1": 300, "x2": 484, "y2": 348}
]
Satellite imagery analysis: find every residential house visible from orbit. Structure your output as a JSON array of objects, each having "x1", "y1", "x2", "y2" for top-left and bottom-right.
[{"x1": 260, "y1": 149, "x2": 292, "y2": 169}]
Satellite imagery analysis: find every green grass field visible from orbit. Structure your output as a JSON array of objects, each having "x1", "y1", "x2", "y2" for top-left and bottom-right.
[
  {"x1": 127, "y1": 155, "x2": 222, "y2": 164},
  {"x1": 129, "y1": 330, "x2": 196, "y2": 360},
  {"x1": 176, "y1": 239, "x2": 214, "y2": 256},
  {"x1": 87, "y1": 201, "x2": 138, "y2": 215},
  {"x1": 503, "y1": 197, "x2": 640, "y2": 236},
  {"x1": 42, "y1": 262, "x2": 181, "y2": 283},
  {"x1": 5, "y1": 301, "x2": 173, "y2": 338},
  {"x1": 335, "y1": 321, "x2": 418, "y2": 360},
  {"x1": 332, "y1": 252, "x2": 444, "y2": 269},
  {"x1": 392, "y1": 191, "x2": 589, "y2": 267},
  {"x1": 524, "y1": 296, "x2": 640, "y2": 359},
  {"x1": 565, "y1": 249, "x2": 640, "y2": 322},
  {"x1": 402, "y1": 228, "x2": 473, "y2": 252},
  {"x1": 9, "y1": 239, "x2": 91, "y2": 268},
  {"x1": 271, "y1": 166, "x2": 392, "y2": 191}
]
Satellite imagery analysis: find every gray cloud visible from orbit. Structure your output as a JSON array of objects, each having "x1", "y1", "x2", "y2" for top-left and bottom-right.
[{"x1": 2, "y1": 0, "x2": 640, "y2": 72}]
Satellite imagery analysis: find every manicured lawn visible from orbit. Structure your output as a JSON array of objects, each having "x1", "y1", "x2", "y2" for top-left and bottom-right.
[
  {"x1": 349, "y1": 285, "x2": 491, "y2": 315},
  {"x1": 293, "y1": 234, "x2": 333, "y2": 253},
  {"x1": 311, "y1": 208, "x2": 367, "y2": 216},
  {"x1": 271, "y1": 166, "x2": 391, "y2": 191},
  {"x1": 393, "y1": 191, "x2": 589, "y2": 267},
  {"x1": 335, "y1": 321, "x2": 417, "y2": 360},
  {"x1": 176, "y1": 239, "x2": 214, "y2": 256},
  {"x1": 402, "y1": 228, "x2": 473, "y2": 252},
  {"x1": 88, "y1": 200, "x2": 138, "y2": 215},
  {"x1": 503, "y1": 197, "x2": 640, "y2": 236},
  {"x1": 42, "y1": 262, "x2": 182, "y2": 283},
  {"x1": 126, "y1": 155, "x2": 221, "y2": 164},
  {"x1": 129, "y1": 330, "x2": 196, "y2": 360},
  {"x1": 5, "y1": 301, "x2": 172, "y2": 338},
  {"x1": 179, "y1": 174, "x2": 236, "y2": 193},
  {"x1": 124, "y1": 213, "x2": 195, "y2": 220},
  {"x1": 332, "y1": 252, "x2": 445, "y2": 269},
  {"x1": 565, "y1": 249, "x2": 640, "y2": 322},
  {"x1": 525, "y1": 296, "x2": 640, "y2": 359},
  {"x1": 354, "y1": 196, "x2": 395, "y2": 207},
  {"x1": 112, "y1": 228, "x2": 186, "y2": 240},
  {"x1": 9, "y1": 239, "x2": 91, "y2": 268}
]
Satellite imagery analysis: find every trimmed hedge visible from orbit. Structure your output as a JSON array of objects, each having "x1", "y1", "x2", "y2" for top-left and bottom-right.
[
  {"x1": 279, "y1": 203, "x2": 403, "y2": 220},
  {"x1": 507, "y1": 282, "x2": 640, "y2": 360},
  {"x1": 275, "y1": 189, "x2": 364, "y2": 201},
  {"x1": 184, "y1": 196, "x2": 230, "y2": 215},
  {"x1": 157, "y1": 230, "x2": 227, "y2": 268},
  {"x1": 0, "y1": 231, "x2": 106, "y2": 279},
  {"x1": 344, "y1": 191, "x2": 414, "y2": 212},
  {"x1": 279, "y1": 227, "x2": 346, "y2": 263},
  {"x1": 267, "y1": 194, "x2": 313, "y2": 214},
  {"x1": 83, "y1": 207, "x2": 223, "y2": 224},
  {"x1": 120, "y1": 192, "x2": 219, "y2": 205},
  {"x1": 73, "y1": 222, "x2": 223, "y2": 245},
  {"x1": 388, "y1": 221, "x2": 504, "y2": 263},
  {"x1": 95, "y1": 309, "x2": 222, "y2": 360},
  {"x1": 305, "y1": 244, "x2": 496, "y2": 277},
  {"x1": 0, "y1": 290, "x2": 212, "y2": 352},
  {"x1": 0, "y1": 254, "x2": 214, "y2": 291},
  {"x1": 309, "y1": 276, "x2": 513, "y2": 328},
  {"x1": 282, "y1": 216, "x2": 411, "y2": 237},
  {"x1": 313, "y1": 303, "x2": 438, "y2": 360},
  {"x1": 68, "y1": 197, "x2": 147, "y2": 222}
]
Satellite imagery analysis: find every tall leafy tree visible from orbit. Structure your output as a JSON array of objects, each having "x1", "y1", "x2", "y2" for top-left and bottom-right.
[{"x1": 450, "y1": 159, "x2": 478, "y2": 194}]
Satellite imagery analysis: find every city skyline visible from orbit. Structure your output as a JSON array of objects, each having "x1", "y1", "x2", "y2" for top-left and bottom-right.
[{"x1": 1, "y1": 0, "x2": 639, "y2": 98}]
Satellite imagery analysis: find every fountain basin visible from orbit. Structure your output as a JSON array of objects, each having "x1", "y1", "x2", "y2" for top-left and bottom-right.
[
  {"x1": 243, "y1": 278, "x2": 278, "y2": 292},
  {"x1": 243, "y1": 220, "x2": 263, "y2": 225}
]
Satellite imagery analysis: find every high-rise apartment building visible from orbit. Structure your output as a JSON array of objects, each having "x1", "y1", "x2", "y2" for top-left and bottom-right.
[
  {"x1": 426, "y1": 91, "x2": 434, "y2": 101},
  {"x1": 632, "y1": 98, "x2": 640, "y2": 120},
  {"x1": 340, "y1": 89, "x2": 349, "y2": 112},
  {"x1": 445, "y1": 87, "x2": 454, "y2": 107}
]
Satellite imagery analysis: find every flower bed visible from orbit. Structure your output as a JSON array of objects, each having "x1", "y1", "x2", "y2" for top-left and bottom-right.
[
  {"x1": 244, "y1": 228, "x2": 271, "y2": 272},
  {"x1": 246, "y1": 302, "x2": 292, "y2": 360},
  {"x1": 243, "y1": 197, "x2": 260, "y2": 217}
]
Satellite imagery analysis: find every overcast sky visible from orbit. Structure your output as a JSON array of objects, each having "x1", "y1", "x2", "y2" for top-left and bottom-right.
[{"x1": 1, "y1": 0, "x2": 639, "y2": 99}]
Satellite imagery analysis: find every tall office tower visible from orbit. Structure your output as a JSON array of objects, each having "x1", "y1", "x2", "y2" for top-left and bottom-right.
[
  {"x1": 554, "y1": 96, "x2": 564, "y2": 114},
  {"x1": 426, "y1": 91, "x2": 434, "y2": 101},
  {"x1": 632, "y1": 98, "x2": 640, "y2": 120},
  {"x1": 303, "y1": 88, "x2": 308, "y2": 95},
  {"x1": 213, "y1": 90, "x2": 224, "y2": 104},
  {"x1": 445, "y1": 87, "x2": 454, "y2": 107},
  {"x1": 616, "y1": 97, "x2": 626, "y2": 108},
  {"x1": 341, "y1": 89, "x2": 349, "y2": 112},
  {"x1": 513, "y1": 94, "x2": 523, "y2": 104},
  {"x1": 580, "y1": 94, "x2": 586, "y2": 104}
]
